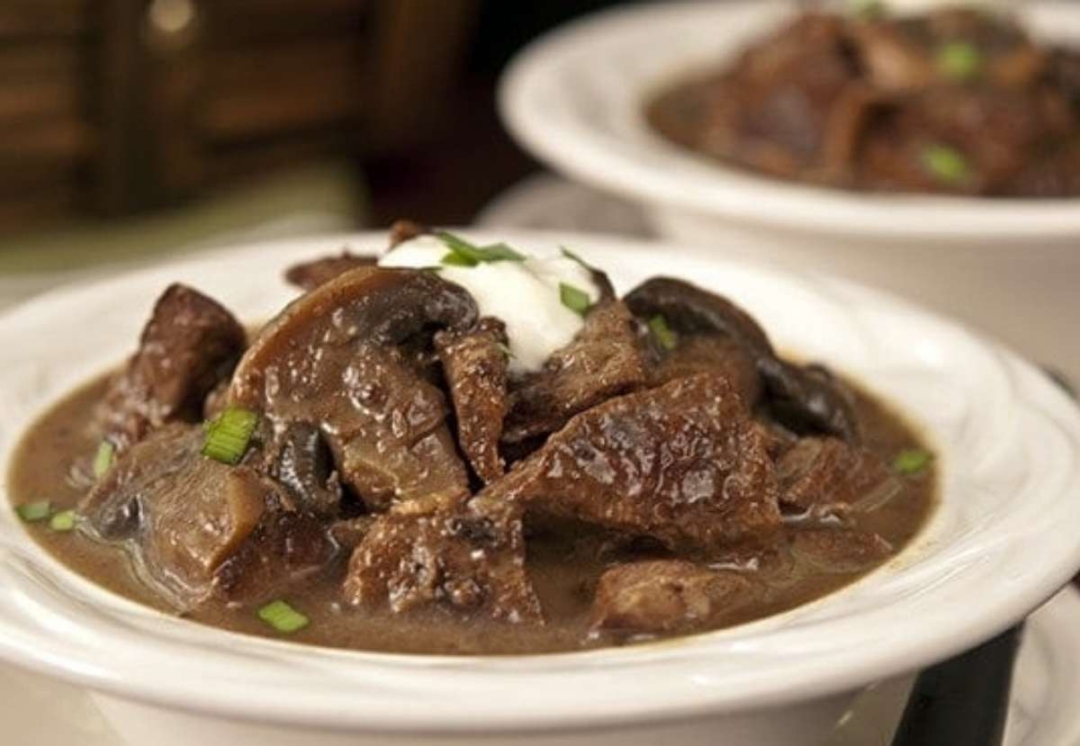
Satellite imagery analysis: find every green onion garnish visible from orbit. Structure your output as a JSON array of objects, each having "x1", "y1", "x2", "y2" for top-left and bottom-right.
[
  {"x1": 920, "y1": 144, "x2": 970, "y2": 185},
  {"x1": 496, "y1": 342, "x2": 515, "y2": 360},
  {"x1": 202, "y1": 407, "x2": 259, "y2": 465},
  {"x1": 93, "y1": 440, "x2": 115, "y2": 479},
  {"x1": 49, "y1": 509, "x2": 76, "y2": 532},
  {"x1": 258, "y1": 600, "x2": 309, "y2": 633},
  {"x1": 893, "y1": 448, "x2": 933, "y2": 476},
  {"x1": 559, "y1": 283, "x2": 592, "y2": 316},
  {"x1": 440, "y1": 252, "x2": 477, "y2": 267},
  {"x1": 937, "y1": 41, "x2": 982, "y2": 81},
  {"x1": 15, "y1": 500, "x2": 51, "y2": 523},
  {"x1": 560, "y1": 246, "x2": 588, "y2": 267},
  {"x1": 480, "y1": 242, "x2": 525, "y2": 261},
  {"x1": 437, "y1": 232, "x2": 525, "y2": 267},
  {"x1": 648, "y1": 315, "x2": 677, "y2": 351}
]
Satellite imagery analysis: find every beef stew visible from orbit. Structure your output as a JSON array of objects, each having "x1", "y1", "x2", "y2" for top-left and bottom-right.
[
  {"x1": 7, "y1": 226, "x2": 935, "y2": 655},
  {"x1": 648, "y1": 6, "x2": 1080, "y2": 197}
]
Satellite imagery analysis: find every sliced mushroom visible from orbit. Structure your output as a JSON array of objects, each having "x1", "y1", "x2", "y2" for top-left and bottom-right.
[
  {"x1": 230, "y1": 267, "x2": 478, "y2": 512},
  {"x1": 256, "y1": 420, "x2": 343, "y2": 519},
  {"x1": 624, "y1": 277, "x2": 861, "y2": 442},
  {"x1": 81, "y1": 424, "x2": 336, "y2": 611}
]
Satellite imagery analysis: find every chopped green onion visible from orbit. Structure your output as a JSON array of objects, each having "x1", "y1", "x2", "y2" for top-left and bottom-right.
[
  {"x1": 560, "y1": 246, "x2": 588, "y2": 267},
  {"x1": 202, "y1": 407, "x2": 259, "y2": 465},
  {"x1": 479, "y1": 242, "x2": 525, "y2": 261},
  {"x1": 49, "y1": 510, "x2": 77, "y2": 532},
  {"x1": 893, "y1": 448, "x2": 933, "y2": 476},
  {"x1": 93, "y1": 440, "x2": 115, "y2": 479},
  {"x1": 440, "y1": 252, "x2": 477, "y2": 267},
  {"x1": 937, "y1": 41, "x2": 982, "y2": 81},
  {"x1": 437, "y1": 232, "x2": 525, "y2": 267},
  {"x1": 496, "y1": 342, "x2": 515, "y2": 360},
  {"x1": 920, "y1": 144, "x2": 970, "y2": 185},
  {"x1": 559, "y1": 283, "x2": 592, "y2": 316},
  {"x1": 258, "y1": 599, "x2": 309, "y2": 633},
  {"x1": 16, "y1": 500, "x2": 51, "y2": 523},
  {"x1": 648, "y1": 315, "x2": 678, "y2": 351}
]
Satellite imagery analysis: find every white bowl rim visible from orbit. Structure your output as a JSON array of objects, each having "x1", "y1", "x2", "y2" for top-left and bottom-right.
[
  {"x1": 0, "y1": 230, "x2": 1079, "y2": 733},
  {"x1": 499, "y1": 0, "x2": 1080, "y2": 242}
]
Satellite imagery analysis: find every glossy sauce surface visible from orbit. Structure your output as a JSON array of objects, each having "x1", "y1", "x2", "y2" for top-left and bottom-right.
[{"x1": 9, "y1": 373, "x2": 935, "y2": 655}]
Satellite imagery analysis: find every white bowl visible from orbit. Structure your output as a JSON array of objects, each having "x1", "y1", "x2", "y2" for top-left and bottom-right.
[
  {"x1": 499, "y1": 0, "x2": 1080, "y2": 384},
  {"x1": 1, "y1": 231, "x2": 1080, "y2": 746}
]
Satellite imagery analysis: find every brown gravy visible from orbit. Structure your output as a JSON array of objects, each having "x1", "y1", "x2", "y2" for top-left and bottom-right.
[{"x1": 8, "y1": 372, "x2": 935, "y2": 655}]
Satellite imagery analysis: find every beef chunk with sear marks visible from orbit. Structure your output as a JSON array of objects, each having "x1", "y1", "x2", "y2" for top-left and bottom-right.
[
  {"x1": 435, "y1": 317, "x2": 510, "y2": 484},
  {"x1": 343, "y1": 503, "x2": 541, "y2": 623},
  {"x1": 777, "y1": 436, "x2": 896, "y2": 517},
  {"x1": 503, "y1": 301, "x2": 649, "y2": 445},
  {"x1": 478, "y1": 373, "x2": 781, "y2": 550},
  {"x1": 285, "y1": 252, "x2": 378, "y2": 292},
  {"x1": 96, "y1": 284, "x2": 246, "y2": 452}
]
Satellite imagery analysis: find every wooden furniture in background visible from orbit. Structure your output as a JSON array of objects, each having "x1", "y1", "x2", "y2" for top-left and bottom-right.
[{"x1": 0, "y1": 0, "x2": 477, "y2": 232}]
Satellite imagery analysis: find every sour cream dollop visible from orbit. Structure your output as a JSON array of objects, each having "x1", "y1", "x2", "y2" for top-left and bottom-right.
[{"x1": 378, "y1": 234, "x2": 602, "y2": 374}]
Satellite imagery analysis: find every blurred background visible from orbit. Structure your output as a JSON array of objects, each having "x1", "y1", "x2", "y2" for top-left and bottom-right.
[{"x1": 0, "y1": 0, "x2": 635, "y2": 303}]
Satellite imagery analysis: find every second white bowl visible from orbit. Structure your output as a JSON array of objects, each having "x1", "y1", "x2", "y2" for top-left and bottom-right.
[{"x1": 499, "y1": 0, "x2": 1080, "y2": 383}]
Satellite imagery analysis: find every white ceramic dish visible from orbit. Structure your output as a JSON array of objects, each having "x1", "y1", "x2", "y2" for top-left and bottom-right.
[
  {"x1": 2, "y1": 231, "x2": 1080, "y2": 746},
  {"x1": 499, "y1": 0, "x2": 1080, "y2": 383},
  {"x1": 7, "y1": 584, "x2": 1080, "y2": 746}
]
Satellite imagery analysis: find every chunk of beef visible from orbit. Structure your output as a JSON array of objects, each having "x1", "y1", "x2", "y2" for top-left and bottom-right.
[
  {"x1": 230, "y1": 268, "x2": 476, "y2": 512},
  {"x1": 790, "y1": 528, "x2": 893, "y2": 573},
  {"x1": 97, "y1": 284, "x2": 245, "y2": 451},
  {"x1": 625, "y1": 277, "x2": 861, "y2": 442},
  {"x1": 81, "y1": 424, "x2": 336, "y2": 610},
  {"x1": 285, "y1": 252, "x2": 378, "y2": 292},
  {"x1": 479, "y1": 374, "x2": 781, "y2": 550},
  {"x1": 589, "y1": 560, "x2": 761, "y2": 636},
  {"x1": 703, "y1": 13, "x2": 865, "y2": 180},
  {"x1": 503, "y1": 301, "x2": 649, "y2": 444},
  {"x1": 777, "y1": 436, "x2": 895, "y2": 517},
  {"x1": 283, "y1": 221, "x2": 429, "y2": 292},
  {"x1": 435, "y1": 317, "x2": 509, "y2": 484},
  {"x1": 343, "y1": 503, "x2": 541, "y2": 623},
  {"x1": 858, "y1": 86, "x2": 1075, "y2": 195},
  {"x1": 850, "y1": 9, "x2": 1045, "y2": 93},
  {"x1": 650, "y1": 333, "x2": 762, "y2": 405}
]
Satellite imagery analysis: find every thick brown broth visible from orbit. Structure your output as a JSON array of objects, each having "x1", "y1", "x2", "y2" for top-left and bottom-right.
[{"x1": 8, "y1": 371, "x2": 935, "y2": 655}]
